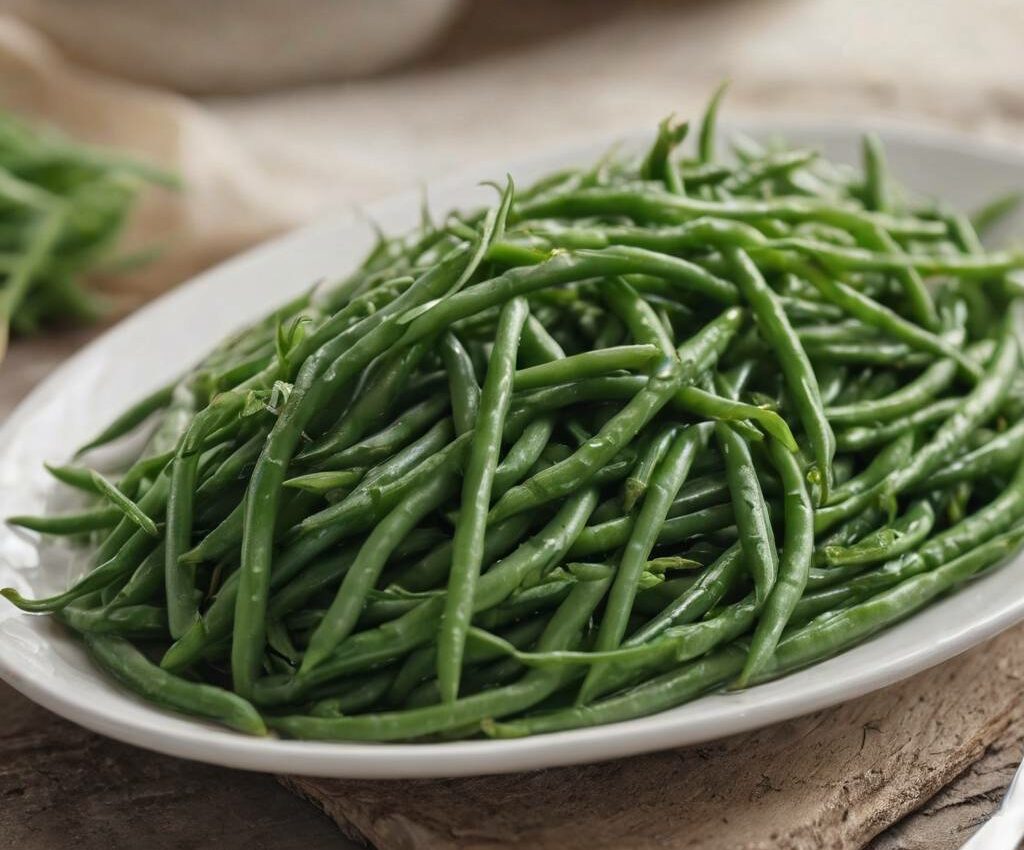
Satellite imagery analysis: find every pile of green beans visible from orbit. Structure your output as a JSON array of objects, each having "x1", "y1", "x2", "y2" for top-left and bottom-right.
[
  {"x1": 0, "y1": 110, "x2": 175, "y2": 361},
  {"x1": 7, "y1": 91, "x2": 1024, "y2": 742}
]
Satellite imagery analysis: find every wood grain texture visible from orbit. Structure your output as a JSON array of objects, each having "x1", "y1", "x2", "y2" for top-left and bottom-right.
[
  {"x1": 870, "y1": 715, "x2": 1024, "y2": 850},
  {"x1": 283, "y1": 625, "x2": 1024, "y2": 850},
  {"x1": 0, "y1": 681, "x2": 349, "y2": 850}
]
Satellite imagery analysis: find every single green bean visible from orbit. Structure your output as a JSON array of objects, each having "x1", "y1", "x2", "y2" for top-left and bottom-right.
[
  {"x1": 579, "y1": 424, "x2": 712, "y2": 703},
  {"x1": 736, "y1": 440, "x2": 813, "y2": 687},
  {"x1": 439, "y1": 297, "x2": 529, "y2": 702},
  {"x1": 513, "y1": 345, "x2": 662, "y2": 392},
  {"x1": 726, "y1": 247, "x2": 834, "y2": 502},
  {"x1": 84, "y1": 634, "x2": 266, "y2": 735},
  {"x1": 823, "y1": 500, "x2": 935, "y2": 567},
  {"x1": 439, "y1": 331, "x2": 481, "y2": 435}
]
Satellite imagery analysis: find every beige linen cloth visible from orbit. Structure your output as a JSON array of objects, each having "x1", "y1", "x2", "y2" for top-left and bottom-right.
[{"x1": 2, "y1": 0, "x2": 1024, "y2": 313}]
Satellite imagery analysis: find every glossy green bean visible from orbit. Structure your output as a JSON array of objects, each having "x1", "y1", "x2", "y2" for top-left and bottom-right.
[
  {"x1": 736, "y1": 440, "x2": 813, "y2": 687},
  {"x1": 84, "y1": 634, "x2": 265, "y2": 735},
  {"x1": 439, "y1": 331, "x2": 481, "y2": 435},
  {"x1": 580, "y1": 425, "x2": 711, "y2": 702},
  {"x1": 513, "y1": 345, "x2": 662, "y2": 392},
  {"x1": 823, "y1": 500, "x2": 935, "y2": 567},
  {"x1": 302, "y1": 470, "x2": 457, "y2": 673},
  {"x1": 490, "y1": 309, "x2": 742, "y2": 524},
  {"x1": 718, "y1": 422, "x2": 778, "y2": 607},
  {"x1": 439, "y1": 297, "x2": 529, "y2": 702},
  {"x1": 726, "y1": 247, "x2": 834, "y2": 502},
  {"x1": 623, "y1": 424, "x2": 677, "y2": 512}
]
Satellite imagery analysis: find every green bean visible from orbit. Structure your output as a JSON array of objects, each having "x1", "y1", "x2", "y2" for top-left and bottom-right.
[
  {"x1": 568, "y1": 502, "x2": 736, "y2": 559},
  {"x1": 175, "y1": 501, "x2": 245, "y2": 567},
  {"x1": 836, "y1": 398, "x2": 961, "y2": 452},
  {"x1": 289, "y1": 419, "x2": 460, "y2": 537},
  {"x1": 779, "y1": 296, "x2": 846, "y2": 325},
  {"x1": 825, "y1": 357, "x2": 959, "y2": 425},
  {"x1": 164, "y1": 448, "x2": 201, "y2": 638},
  {"x1": 600, "y1": 277, "x2": 675, "y2": 355},
  {"x1": 387, "y1": 514, "x2": 533, "y2": 593},
  {"x1": 8, "y1": 505, "x2": 121, "y2": 535},
  {"x1": 803, "y1": 340, "x2": 936, "y2": 368},
  {"x1": 313, "y1": 396, "x2": 448, "y2": 471},
  {"x1": 195, "y1": 428, "x2": 267, "y2": 499},
  {"x1": 884, "y1": 309, "x2": 1019, "y2": 497},
  {"x1": 723, "y1": 150, "x2": 818, "y2": 195},
  {"x1": 60, "y1": 603, "x2": 167, "y2": 638},
  {"x1": 515, "y1": 185, "x2": 947, "y2": 241},
  {"x1": 302, "y1": 469, "x2": 457, "y2": 674},
  {"x1": 11, "y1": 96, "x2": 1024, "y2": 744},
  {"x1": 490, "y1": 308, "x2": 742, "y2": 524},
  {"x1": 756, "y1": 527, "x2": 1024, "y2": 686},
  {"x1": 518, "y1": 313, "x2": 566, "y2": 364},
  {"x1": 813, "y1": 506, "x2": 887, "y2": 564},
  {"x1": 827, "y1": 432, "x2": 914, "y2": 506},
  {"x1": 265, "y1": 553, "x2": 355, "y2": 623},
  {"x1": 502, "y1": 590, "x2": 753, "y2": 690},
  {"x1": 84, "y1": 634, "x2": 266, "y2": 735},
  {"x1": 513, "y1": 345, "x2": 662, "y2": 392},
  {"x1": 232, "y1": 244, "x2": 475, "y2": 697},
  {"x1": 268, "y1": 570, "x2": 611, "y2": 740},
  {"x1": 439, "y1": 331, "x2": 480, "y2": 435},
  {"x1": 282, "y1": 468, "x2": 365, "y2": 496},
  {"x1": 796, "y1": 321, "x2": 880, "y2": 347},
  {"x1": 401, "y1": 249, "x2": 739, "y2": 348},
  {"x1": 757, "y1": 237, "x2": 1024, "y2": 280},
  {"x1": 971, "y1": 190, "x2": 1023, "y2": 237},
  {"x1": 483, "y1": 645, "x2": 747, "y2": 738},
  {"x1": 387, "y1": 617, "x2": 548, "y2": 706},
  {"x1": 623, "y1": 424, "x2": 677, "y2": 512},
  {"x1": 726, "y1": 247, "x2": 834, "y2": 502},
  {"x1": 718, "y1": 422, "x2": 778, "y2": 607},
  {"x1": 88, "y1": 471, "x2": 158, "y2": 537},
  {"x1": 471, "y1": 576, "x2": 576, "y2": 630},
  {"x1": 165, "y1": 434, "x2": 467, "y2": 667},
  {"x1": 640, "y1": 545, "x2": 749, "y2": 657},
  {"x1": 861, "y1": 134, "x2": 890, "y2": 213},
  {"x1": 75, "y1": 381, "x2": 176, "y2": 457},
  {"x1": 640, "y1": 117, "x2": 686, "y2": 193},
  {"x1": 668, "y1": 475, "x2": 732, "y2": 518},
  {"x1": 309, "y1": 341, "x2": 429, "y2": 460},
  {"x1": 492, "y1": 417, "x2": 555, "y2": 493},
  {"x1": 672, "y1": 386, "x2": 797, "y2": 450},
  {"x1": 102, "y1": 542, "x2": 166, "y2": 611},
  {"x1": 44, "y1": 462, "x2": 104, "y2": 494},
  {"x1": 439, "y1": 297, "x2": 529, "y2": 702},
  {"x1": 917, "y1": 420, "x2": 1024, "y2": 492},
  {"x1": 736, "y1": 440, "x2": 813, "y2": 687},
  {"x1": 698, "y1": 81, "x2": 728, "y2": 163},
  {"x1": 823, "y1": 500, "x2": 935, "y2": 567},
  {"x1": 579, "y1": 425, "x2": 712, "y2": 703},
  {"x1": 799, "y1": 458, "x2": 1024, "y2": 621},
  {"x1": 309, "y1": 670, "x2": 395, "y2": 717},
  {"x1": 759, "y1": 253, "x2": 977, "y2": 379},
  {"x1": 250, "y1": 489, "x2": 598, "y2": 705}
]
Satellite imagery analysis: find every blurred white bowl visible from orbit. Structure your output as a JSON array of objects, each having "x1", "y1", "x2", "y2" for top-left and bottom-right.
[{"x1": 11, "y1": 0, "x2": 464, "y2": 93}]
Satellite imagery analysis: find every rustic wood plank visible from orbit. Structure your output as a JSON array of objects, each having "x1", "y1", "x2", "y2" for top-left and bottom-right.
[
  {"x1": 868, "y1": 711, "x2": 1024, "y2": 850},
  {"x1": 0, "y1": 680, "x2": 351, "y2": 850},
  {"x1": 282, "y1": 625, "x2": 1024, "y2": 850}
]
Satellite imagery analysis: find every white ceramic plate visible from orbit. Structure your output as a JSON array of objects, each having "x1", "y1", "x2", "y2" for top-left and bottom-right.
[{"x1": 2, "y1": 121, "x2": 1023, "y2": 779}]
